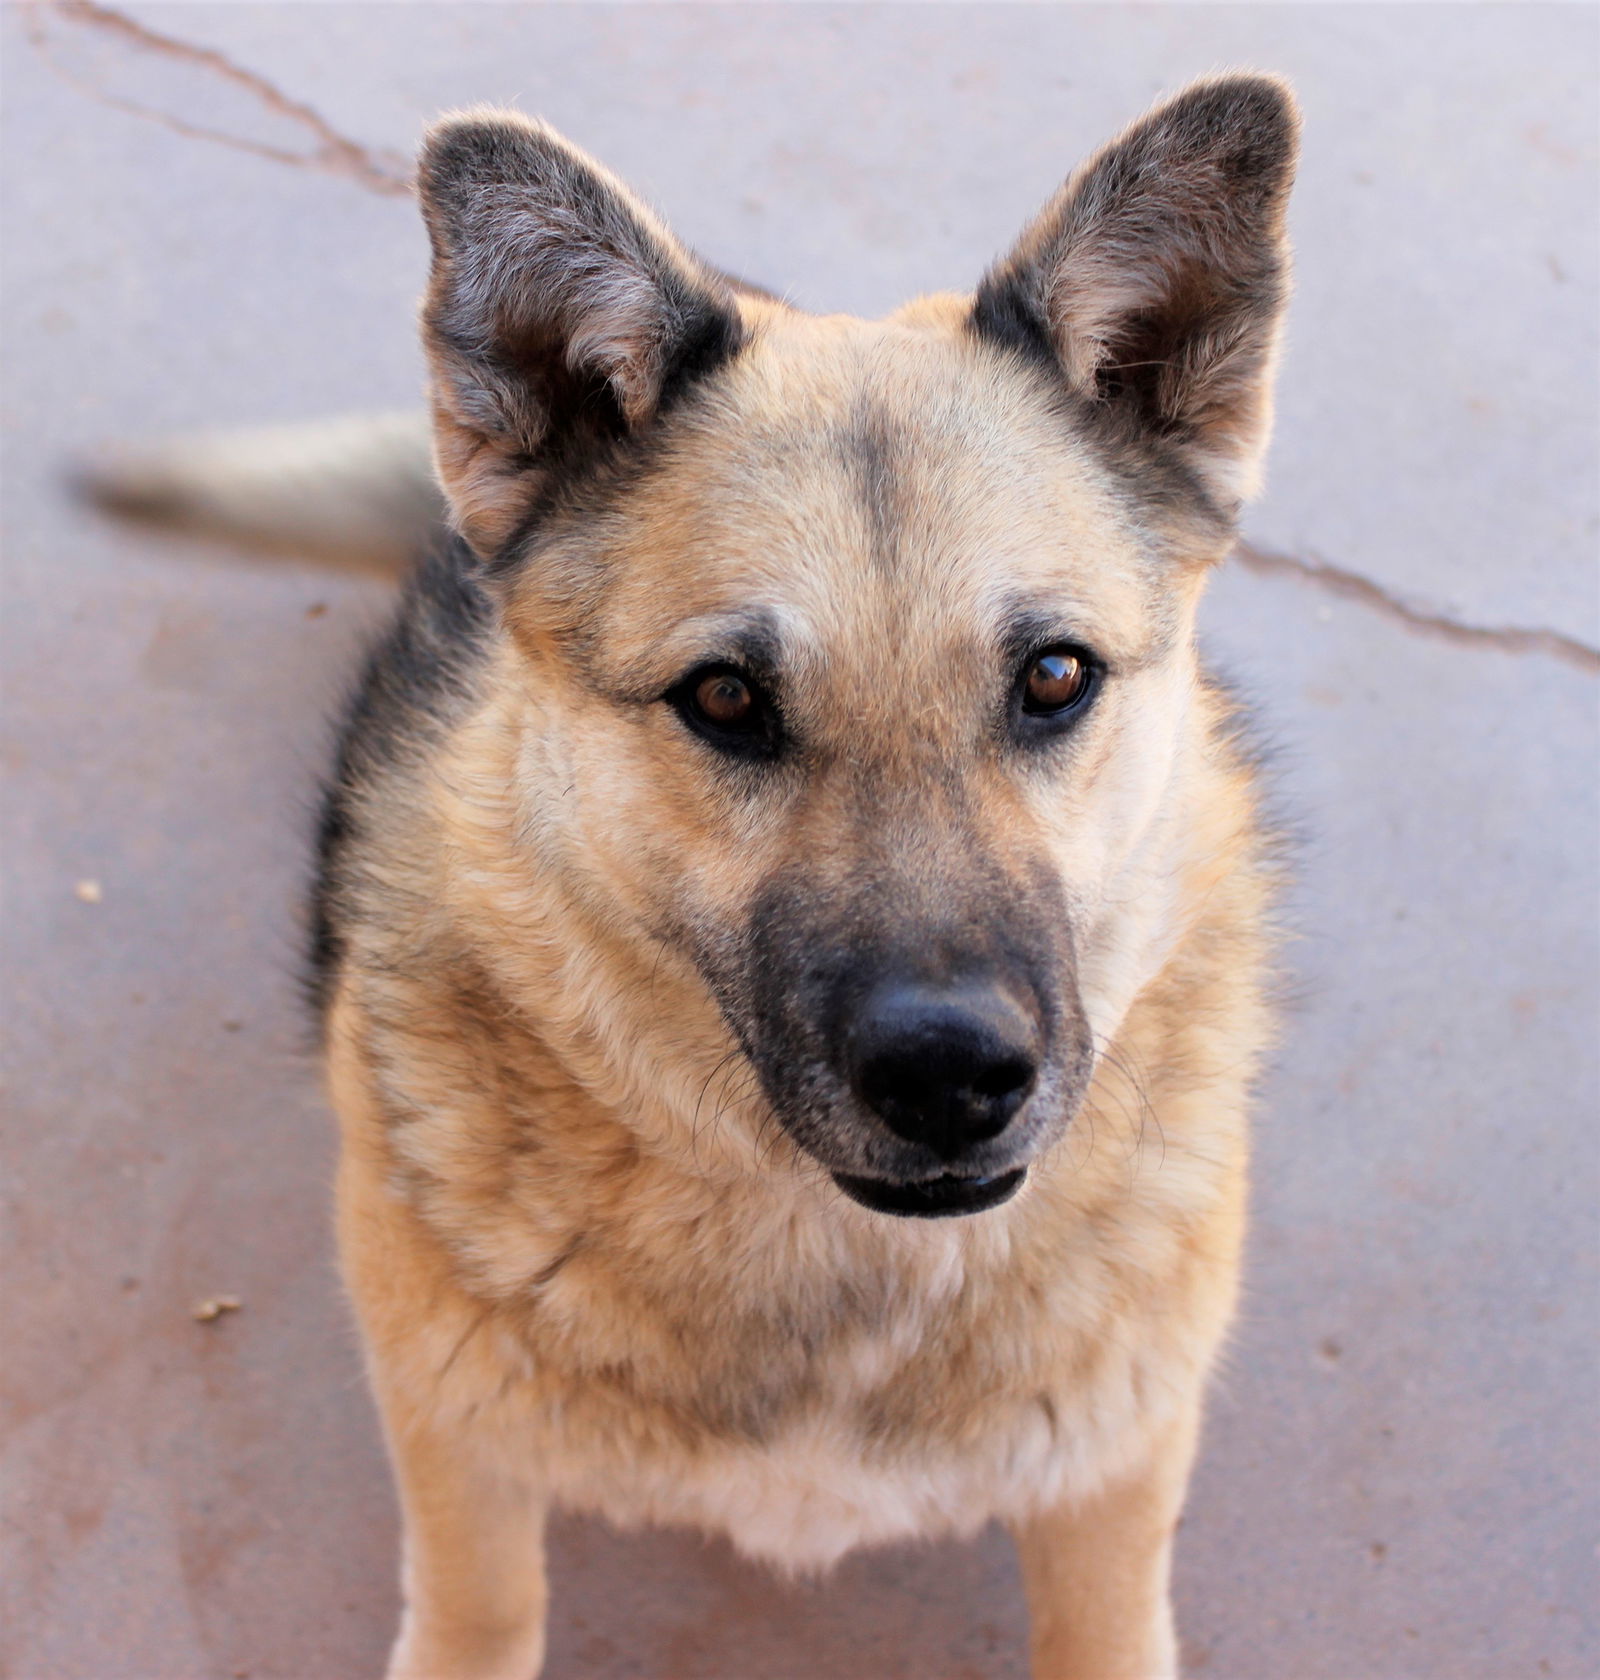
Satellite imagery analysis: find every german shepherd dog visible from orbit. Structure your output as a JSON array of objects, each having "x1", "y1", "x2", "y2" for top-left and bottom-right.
[{"x1": 99, "y1": 73, "x2": 1298, "y2": 1679}]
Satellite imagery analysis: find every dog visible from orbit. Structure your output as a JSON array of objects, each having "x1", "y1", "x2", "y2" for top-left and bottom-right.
[{"x1": 93, "y1": 73, "x2": 1298, "y2": 1679}]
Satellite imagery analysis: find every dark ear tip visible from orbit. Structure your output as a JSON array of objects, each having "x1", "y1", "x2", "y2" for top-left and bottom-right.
[
  {"x1": 417, "y1": 107, "x2": 559, "y2": 198},
  {"x1": 1147, "y1": 73, "x2": 1301, "y2": 194},
  {"x1": 1196, "y1": 71, "x2": 1298, "y2": 111},
  {"x1": 1170, "y1": 72, "x2": 1301, "y2": 147}
]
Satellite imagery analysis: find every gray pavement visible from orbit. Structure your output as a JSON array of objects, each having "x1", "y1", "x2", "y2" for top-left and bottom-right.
[{"x1": 3, "y1": 6, "x2": 1596, "y2": 1678}]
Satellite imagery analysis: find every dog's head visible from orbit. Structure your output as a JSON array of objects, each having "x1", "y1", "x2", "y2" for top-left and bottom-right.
[{"x1": 416, "y1": 80, "x2": 1297, "y2": 1217}]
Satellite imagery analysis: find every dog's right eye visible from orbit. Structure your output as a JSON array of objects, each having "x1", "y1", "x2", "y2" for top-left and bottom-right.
[
  {"x1": 693, "y1": 670, "x2": 755, "y2": 727},
  {"x1": 666, "y1": 664, "x2": 781, "y2": 758}
]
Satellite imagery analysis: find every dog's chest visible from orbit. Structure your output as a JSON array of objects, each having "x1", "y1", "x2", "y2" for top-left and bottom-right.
[
  {"x1": 512, "y1": 1206, "x2": 1150, "y2": 1570},
  {"x1": 561, "y1": 1389, "x2": 1064, "y2": 1572},
  {"x1": 540, "y1": 1305, "x2": 1067, "y2": 1569}
]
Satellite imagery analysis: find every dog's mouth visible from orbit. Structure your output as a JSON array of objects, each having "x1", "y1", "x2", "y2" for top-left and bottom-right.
[{"x1": 829, "y1": 1166, "x2": 1027, "y2": 1219}]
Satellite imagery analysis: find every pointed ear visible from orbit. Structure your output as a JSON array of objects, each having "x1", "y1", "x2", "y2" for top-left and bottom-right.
[
  {"x1": 417, "y1": 111, "x2": 745, "y2": 559},
  {"x1": 973, "y1": 75, "x2": 1299, "y2": 513}
]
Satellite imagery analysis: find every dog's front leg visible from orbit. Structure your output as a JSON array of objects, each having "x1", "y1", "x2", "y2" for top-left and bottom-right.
[
  {"x1": 335, "y1": 1107, "x2": 550, "y2": 1680},
  {"x1": 1010, "y1": 1404, "x2": 1201, "y2": 1680},
  {"x1": 379, "y1": 1384, "x2": 550, "y2": 1680}
]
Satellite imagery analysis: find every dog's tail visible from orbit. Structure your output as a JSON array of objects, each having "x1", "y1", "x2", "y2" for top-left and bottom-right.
[{"x1": 74, "y1": 410, "x2": 446, "y2": 577}]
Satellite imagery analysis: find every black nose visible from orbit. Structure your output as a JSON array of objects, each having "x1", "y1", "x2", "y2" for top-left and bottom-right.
[{"x1": 847, "y1": 980, "x2": 1041, "y2": 1159}]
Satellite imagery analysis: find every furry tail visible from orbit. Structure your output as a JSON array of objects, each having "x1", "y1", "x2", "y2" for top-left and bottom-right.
[{"x1": 74, "y1": 410, "x2": 446, "y2": 577}]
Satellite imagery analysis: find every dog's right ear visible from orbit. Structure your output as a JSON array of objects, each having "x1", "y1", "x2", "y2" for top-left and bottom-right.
[{"x1": 417, "y1": 111, "x2": 744, "y2": 560}]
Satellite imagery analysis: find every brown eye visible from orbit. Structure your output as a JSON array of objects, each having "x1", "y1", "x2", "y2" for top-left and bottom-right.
[
  {"x1": 1022, "y1": 647, "x2": 1091, "y2": 715},
  {"x1": 668, "y1": 663, "x2": 781, "y2": 758},
  {"x1": 693, "y1": 671, "x2": 755, "y2": 727}
]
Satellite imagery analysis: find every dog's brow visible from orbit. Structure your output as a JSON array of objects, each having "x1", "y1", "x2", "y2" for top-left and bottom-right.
[
  {"x1": 999, "y1": 604, "x2": 1107, "y2": 670},
  {"x1": 629, "y1": 613, "x2": 787, "y2": 698},
  {"x1": 997, "y1": 599, "x2": 1162, "y2": 675}
]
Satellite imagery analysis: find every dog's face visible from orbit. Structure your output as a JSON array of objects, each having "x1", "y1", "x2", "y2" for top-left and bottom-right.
[{"x1": 416, "y1": 82, "x2": 1296, "y2": 1215}]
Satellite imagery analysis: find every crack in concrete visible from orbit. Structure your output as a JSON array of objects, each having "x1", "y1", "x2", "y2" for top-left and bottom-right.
[
  {"x1": 1233, "y1": 544, "x2": 1599, "y2": 675},
  {"x1": 28, "y1": 3, "x2": 1600, "y2": 680},
  {"x1": 27, "y1": 0, "x2": 413, "y2": 197}
]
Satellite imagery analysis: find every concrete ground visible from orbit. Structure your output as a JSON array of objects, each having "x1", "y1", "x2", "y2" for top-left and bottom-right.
[{"x1": 3, "y1": 5, "x2": 1596, "y2": 1677}]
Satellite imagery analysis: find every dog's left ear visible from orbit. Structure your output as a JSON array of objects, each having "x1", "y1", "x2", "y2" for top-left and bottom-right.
[
  {"x1": 417, "y1": 110, "x2": 744, "y2": 560},
  {"x1": 974, "y1": 75, "x2": 1299, "y2": 513}
]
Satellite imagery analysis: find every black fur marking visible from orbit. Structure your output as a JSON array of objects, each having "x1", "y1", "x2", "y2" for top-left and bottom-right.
[
  {"x1": 307, "y1": 535, "x2": 493, "y2": 1017},
  {"x1": 481, "y1": 348, "x2": 745, "y2": 587},
  {"x1": 481, "y1": 413, "x2": 646, "y2": 583},
  {"x1": 969, "y1": 274, "x2": 1057, "y2": 371},
  {"x1": 837, "y1": 404, "x2": 902, "y2": 569},
  {"x1": 657, "y1": 300, "x2": 746, "y2": 414}
]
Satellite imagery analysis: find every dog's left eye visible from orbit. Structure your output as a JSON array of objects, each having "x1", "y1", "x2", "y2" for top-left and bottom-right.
[
  {"x1": 1019, "y1": 645, "x2": 1098, "y2": 720},
  {"x1": 666, "y1": 663, "x2": 781, "y2": 758}
]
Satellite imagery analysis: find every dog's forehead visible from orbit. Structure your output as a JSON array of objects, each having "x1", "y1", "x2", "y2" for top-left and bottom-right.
[{"x1": 558, "y1": 309, "x2": 1172, "y2": 679}]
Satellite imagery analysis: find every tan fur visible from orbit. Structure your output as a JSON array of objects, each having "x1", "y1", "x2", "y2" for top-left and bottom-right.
[{"x1": 305, "y1": 77, "x2": 1298, "y2": 1680}]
